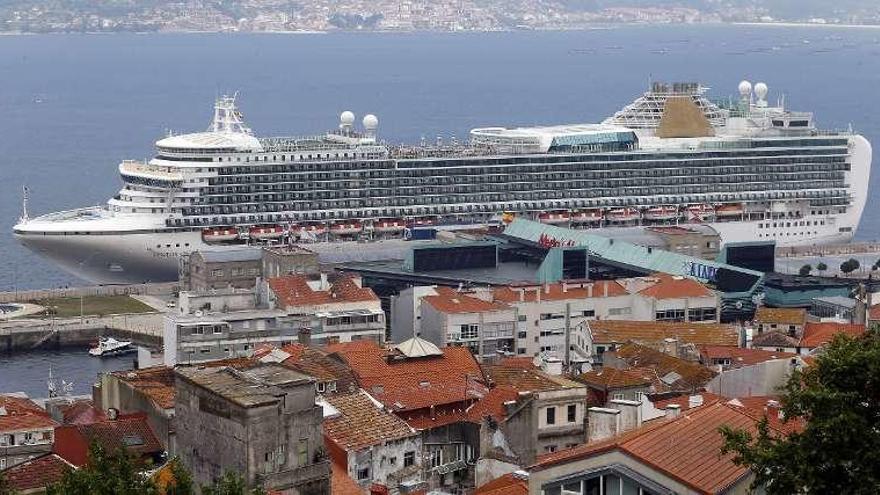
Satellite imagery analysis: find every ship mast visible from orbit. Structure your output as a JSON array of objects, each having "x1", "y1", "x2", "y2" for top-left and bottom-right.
[{"x1": 19, "y1": 186, "x2": 29, "y2": 224}]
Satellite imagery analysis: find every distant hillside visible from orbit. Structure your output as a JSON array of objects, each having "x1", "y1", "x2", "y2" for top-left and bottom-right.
[{"x1": 562, "y1": 0, "x2": 880, "y2": 19}]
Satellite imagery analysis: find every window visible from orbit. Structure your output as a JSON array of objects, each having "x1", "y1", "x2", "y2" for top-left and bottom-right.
[
  {"x1": 460, "y1": 324, "x2": 478, "y2": 339},
  {"x1": 544, "y1": 444, "x2": 557, "y2": 453},
  {"x1": 688, "y1": 307, "x2": 717, "y2": 322},
  {"x1": 612, "y1": 393, "x2": 625, "y2": 401},
  {"x1": 404, "y1": 451, "x2": 415, "y2": 467},
  {"x1": 211, "y1": 269, "x2": 223, "y2": 278},
  {"x1": 581, "y1": 309, "x2": 595, "y2": 318},
  {"x1": 655, "y1": 309, "x2": 686, "y2": 321},
  {"x1": 608, "y1": 307, "x2": 631, "y2": 316},
  {"x1": 546, "y1": 406, "x2": 556, "y2": 425},
  {"x1": 297, "y1": 440, "x2": 308, "y2": 465},
  {"x1": 0, "y1": 434, "x2": 10, "y2": 446},
  {"x1": 567, "y1": 404, "x2": 577, "y2": 423},
  {"x1": 357, "y1": 466, "x2": 370, "y2": 480}
]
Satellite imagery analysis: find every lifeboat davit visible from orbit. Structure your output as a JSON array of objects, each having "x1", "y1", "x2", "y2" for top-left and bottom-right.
[
  {"x1": 685, "y1": 204, "x2": 714, "y2": 221},
  {"x1": 202, "y1": 227, "x2": 239, "y2": 243},
  {"x1": 331, "y1": 221, "x2": 362, "y2": 236},
  {"x1": 644, "y1": 205, "x2": 678, "y2": 221},
  {"x1": 715, "y1": 203, "x2": 744, "y2": 217},
  {"x1": 374, "y1": 219, "x2": 406, "y2": 233},
  {"x1": 538, "y1": 211, "x2": 571, "y2": 225},
  {"x1": 607, "y1": 207, "x2": 639, "y2": 222},
  {"x1": 248, "y1": 225, "x2": 284, "y2": 240},
  {"x1": 570, "y1": 209, "x2": 603, "y2": 224}
]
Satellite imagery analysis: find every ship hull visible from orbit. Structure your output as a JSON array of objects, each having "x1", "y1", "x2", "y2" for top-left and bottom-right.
[{"x1": 14, "y1": 215, "x2": 857, "y2": 285}]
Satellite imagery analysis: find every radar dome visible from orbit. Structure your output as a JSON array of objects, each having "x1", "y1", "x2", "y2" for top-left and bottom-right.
[
  {"x1": 363, "y1": 114, "x2": 378, "y2": 130},
  {"x1": 754, "y1": 82, "x2": 768, "y2": 100},
  {"x1": 340, "y1": 111, "x2": 355, "y2": 126},
  {"x1": 738, "y1": 80, "x2": 752, "y2": 97}
]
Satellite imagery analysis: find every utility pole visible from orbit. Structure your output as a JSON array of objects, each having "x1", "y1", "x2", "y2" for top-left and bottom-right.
[{"x1": 564, "y1": 302, "x2": 571, "y2": 372}]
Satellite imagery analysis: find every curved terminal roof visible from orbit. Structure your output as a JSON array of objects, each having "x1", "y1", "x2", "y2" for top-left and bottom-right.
[
  {"x1": 155, "y1": 131, "x2": 263, "y2": 152},
  {"x1": 470, "y1": 123, "x2": 635, "y2": 153}
]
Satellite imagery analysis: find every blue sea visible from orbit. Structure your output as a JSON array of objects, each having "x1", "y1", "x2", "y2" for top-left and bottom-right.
[{"x1": 1, "y1": 25, "x2": 880, "y2": 291}]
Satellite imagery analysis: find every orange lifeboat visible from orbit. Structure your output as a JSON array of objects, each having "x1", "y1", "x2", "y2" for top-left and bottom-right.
[
  {"x1": 715, "y1": 203, "x2": 744, "y2": 217},
  {"x1": 248, "y1": 225, "x2": 284, "y2": 240},
  {"x1": 607, "y1": 207, "x2": 639, "y2": 222},
  {"x1": 202, "y1": 227, "x2": 239, "y2": 243},
  {"x1": 570, "y1": 209, "x2": 603, "y2": 224},
  {"x1": 292, "y1": 223, "x2": 327, "y2": 237},
  {"x1": 331, "y1": 221, "x2": 362, "y2": 236},
  {"x1": 685, "y1": 204, "x2": 714, "y2": 221},
  {"x1": 538, "y1": 211, "x2": 571, "y2": 225},
  {"x1": 373, "y1": 219, "x2": 406, "y2": 234},
  {"x1": 501, "y1": 211, "x2": 516, "y2": 224},
  {"x1": 644, "y1": 205, "x2": 678, "y2": 221}
]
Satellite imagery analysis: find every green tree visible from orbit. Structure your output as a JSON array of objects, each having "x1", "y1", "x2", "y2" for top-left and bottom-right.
[
  {"x1": 201, "y1": 471, "x2": 266, "y2": 495},
  {"x1": 720, "y1": 330, "x2": 880, "y2": 494},
  {"x1": 840, "y1": 258, "x2": 860, "y2": 275},
  {"x1": 816, "y1": 261, "x2": 828, "y2": 274},
  {"x1": 47, "y1": 444, "x2": 158, "y2": 495},
  {"x1": 798, "y1": 264, "x2": 812, "y2": 276},
  {"x1": 0, "y1": 469, "x2": 18, "y2": 495},
  {"x1": 165, "y1": 457, "x2": 195, "y2": 495}
]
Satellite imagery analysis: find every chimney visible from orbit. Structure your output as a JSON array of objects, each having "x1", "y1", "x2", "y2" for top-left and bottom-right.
[
  {"x1": 664, "y1": 404, "x2": 681, "y2": 419},
  {"x1": 562, "y1": 281, "x2": 569, "y2": 293},
  {"x1": 518, "y1": 289, "x2": 525, "y2": 302},
  {"x1": 536, "y1": 287, "x2": 541, "y2": 302},
  {"x1": 298, "y1": 327, "x2": 311, "y2": 347},
  {"x1": 544, "y1": 283, "x2": 550, "y2": 294},
  {"x1": 603, "y1": 282, "x2": 608, "y2": 297},
  {"x1": 688, "y1": 394, "x2": 703, "y2": 409},
  {"x1": 587, "y1": 283, "x2": 593, "y2": 298},
  {"x1": 319, "y1": 272, "x2": 328, "y2": 289},
  {"x1": 609, "y1": 399, "x2": 642, "y2": 432},
  {"x1": 588, "y1": 407, "x2": 621, "y2": 442}
]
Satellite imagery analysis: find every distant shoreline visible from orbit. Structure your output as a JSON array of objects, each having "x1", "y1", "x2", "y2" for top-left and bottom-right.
[{"x1": 2, "y1": 21, "x2": 880, "y2": 36}]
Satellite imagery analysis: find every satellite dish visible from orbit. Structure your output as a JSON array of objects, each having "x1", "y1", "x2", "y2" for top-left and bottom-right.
[
  {"x1": 363, "y1": 114, "x2": 378, "y2": 131},
  {"x1": 738, "y1": 80, "x2": 752, "y2": 97},
  {"x1": 340, "y1": 111, "x2": 355, "y2": 126}
]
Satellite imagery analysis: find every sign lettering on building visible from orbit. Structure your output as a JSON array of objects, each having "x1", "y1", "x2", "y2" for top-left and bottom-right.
[{"x1": 682, "y1": 261, "x2": 718, "y2": 282}]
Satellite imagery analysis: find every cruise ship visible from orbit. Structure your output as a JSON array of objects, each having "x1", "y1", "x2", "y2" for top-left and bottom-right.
[{"x1": 14, "y1": 81, "x2": 871, "y2": 284}]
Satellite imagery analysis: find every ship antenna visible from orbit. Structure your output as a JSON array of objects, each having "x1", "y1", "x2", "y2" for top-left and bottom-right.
[{"x1": 20, "y1": 185, "x2": 29, "y2": 224}]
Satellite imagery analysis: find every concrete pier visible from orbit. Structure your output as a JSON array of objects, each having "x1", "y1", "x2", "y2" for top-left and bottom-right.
[{"x1": 0, "y1": 313, "x2": 163, "y2": 352}]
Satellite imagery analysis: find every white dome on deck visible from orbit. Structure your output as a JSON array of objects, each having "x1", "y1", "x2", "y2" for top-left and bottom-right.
[{"x1": 156, "y1": 131, "x2": 263, "y2": 152}]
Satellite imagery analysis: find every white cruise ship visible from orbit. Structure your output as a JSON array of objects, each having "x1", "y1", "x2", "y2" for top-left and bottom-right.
[{"x1": 14, "y1": 81, "x2": 871, "y2": 284}]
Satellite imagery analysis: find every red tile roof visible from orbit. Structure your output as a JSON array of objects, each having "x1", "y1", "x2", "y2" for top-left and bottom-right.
[
  {"x1": 82, "y1": 416, "x2": 162, "y2": 456},
  {"x1": 422, "y1": 287, "x2": 509, "y2": 314},
  {"x1": 493, "y1": 280, "x2": 628, "y2": 303},
  {"x1": 754, "y1": 307, "x2": 806, "y2": 326},
  {"x1": 323, "y1": 391, "x2": 416, "y2": 451},
  {"x1": 637, "y1": 273, "x2": 715, "y2": 300},
  {"x1": 475, "y1": 472, "x2": 529, "y2": 495},
  {"x1": 484, "y1": 364, "x2": 584, "y2": 392},
  {"x1": 799, "y1": 322, "x2": 865, "y2": 349},
  {"x1": 612, "y1": 343, "x2": 716, "y2": 392},
  {"x1": 0, "y1": 395, "x2": 56, "y2": 433},
  {"x1": 651, "y1": 392, "x2": 725, "y2": 412},
  {"x1": 278, "y1": 343, "x2": 359, "y2": 393},
  {"x1": 111, "y1": 366, "x2": 176, "y2": 410},
  {"x1": 58, "y1": 400, "x2": 107, "y2": 425},
  {"x1": 331, "y1": 460, "x2": 366, "y2": 495},
  {"x1": 268, "y1": 274, "x2": 378, "y2": 308},
  {"x1": 751, "y1": 330, "x2": 800, "y2": 348},
  {"x1": 575, "y1": 368, "x2": 653, "y2": 390},
  {"x1": 1, "y1": 453, "x2": 73, "y2": 492},
  {"x1": 328, "y1": 341, "x2": 485, "y2": 413},
  {"x1": 533, "y1": 402, "x2": 785, "y2": 494},
  {"x1": 589, "y1": 320, "x2": 739, "y2": 347},
  {"x1": 869, "y1": 303, "x2": 880, "y2": 321},
  {"x1": 699, "y1": 345, "x2": 798, "y2": 367},
  {"x1": 465, "y1": 385, "x2": 520, "y2": 423}
]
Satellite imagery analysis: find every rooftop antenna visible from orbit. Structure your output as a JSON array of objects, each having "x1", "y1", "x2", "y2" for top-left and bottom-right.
[
  {"x1": 47, "y1": 365, "x2": 57, "y2": 398},
  {"x1": 19, "y1": 186, "x2": 29, "y2": 224}
]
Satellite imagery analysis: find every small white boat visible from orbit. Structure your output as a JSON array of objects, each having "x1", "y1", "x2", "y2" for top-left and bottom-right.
[{"x1": 89, "y1": 337, "x2": 135, "y2": 357}]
